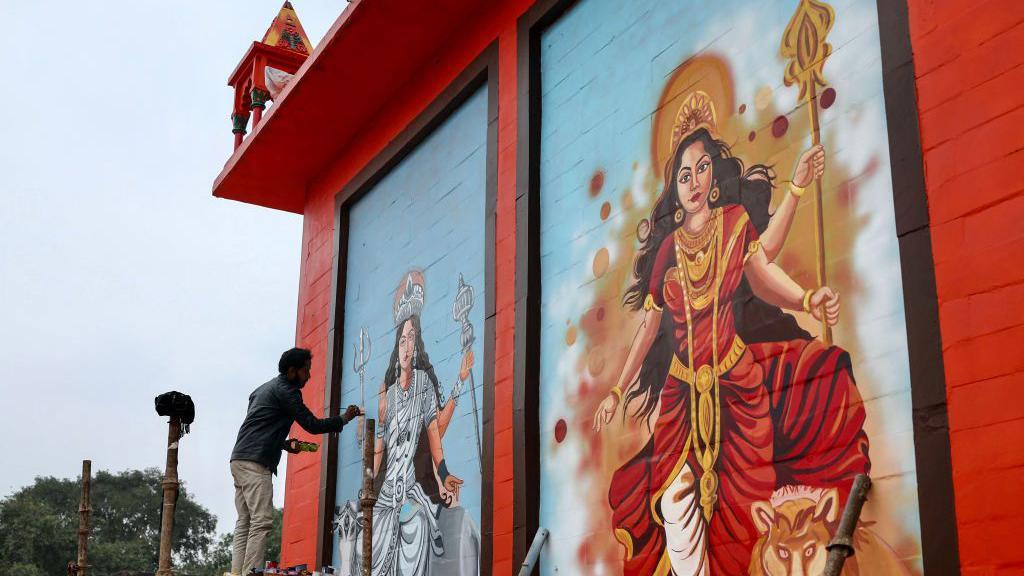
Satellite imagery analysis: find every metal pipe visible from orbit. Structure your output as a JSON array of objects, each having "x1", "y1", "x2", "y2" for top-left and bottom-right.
[
  {"x1": 517, "y1": 527, "x2": 549, "y2": 576},
  {"x1": 824, "y1": 474, "x2": 872, "y2": 576},
  {"x1": 155, "y1": 417, "x2": 182, "y2": 576},
  {"x1": 360, "y1": 418, "x2": 377, "y2": 576}
]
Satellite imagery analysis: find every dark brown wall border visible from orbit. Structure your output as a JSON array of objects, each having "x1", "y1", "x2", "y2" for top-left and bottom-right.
[
  {"x1": 515, "y1": 0, "x2": 960, "y2": 573},
  {"x1": 514, "y1": 0, "x2": 577, "y2": 571},
  {"x1": 877, "y1": 0, "x2": 961, "y2": 572},
  {"x1": 317, "y1": 42, "x2": 499, "y2": 573}
]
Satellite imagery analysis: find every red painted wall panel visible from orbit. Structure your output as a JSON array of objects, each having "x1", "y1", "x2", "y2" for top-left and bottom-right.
[{"x1": 908, "y1": 0, "x2": 1024, "y2": 573}]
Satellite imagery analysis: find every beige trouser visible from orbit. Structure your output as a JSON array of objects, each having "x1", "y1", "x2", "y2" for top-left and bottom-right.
[{"x1": 231, "y1": 460, "x2": 275, "y2": 575}]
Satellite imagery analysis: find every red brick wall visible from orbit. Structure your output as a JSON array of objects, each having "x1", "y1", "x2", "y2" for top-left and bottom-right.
[
  {"x1": 492, "y1": 24, "x2": 520, "y2": 576},
  {"x1": 908, "y1": 0, "x2": 1024, "y2": 573}
]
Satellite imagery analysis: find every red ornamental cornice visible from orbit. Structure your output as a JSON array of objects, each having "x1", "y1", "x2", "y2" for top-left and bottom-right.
[
  {"x1": 213, "y1": 0, "x2": 491, "y2": 214},
  {"x1": 228, "y1": 42, "x2": 308, "y2": 90}
]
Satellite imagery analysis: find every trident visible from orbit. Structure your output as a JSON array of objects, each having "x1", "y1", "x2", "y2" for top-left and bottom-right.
[
  {"x1": 353, "y1": 326, "x2": 371, "y2": 442},
  {"x1": 453, "y1": 274, "x2": 483, "y2": 473}
]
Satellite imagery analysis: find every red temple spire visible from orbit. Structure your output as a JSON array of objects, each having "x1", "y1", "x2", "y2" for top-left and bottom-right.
[
  {"x1": 226, "y1": 1, "x2": 313, "y2": 149},
  {"x1": 261, "y1": 1, "x2": 313, "y2": 55}
]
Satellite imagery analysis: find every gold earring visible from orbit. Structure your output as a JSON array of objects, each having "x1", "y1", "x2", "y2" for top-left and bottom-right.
[
  {"x1": 709, "y1": 186, "x2": 720, "y2": 202},
  {"x1": 674, "y1": 208, "x2": 684, "y2": 223}
]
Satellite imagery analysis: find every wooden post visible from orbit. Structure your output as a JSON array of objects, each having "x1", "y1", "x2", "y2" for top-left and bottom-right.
[
  {"x1": 824, "y1": 474, "x2": 872, "y2": 576},
  {"x1": 155, "y1": 417, "x2": 182, "y2": 576},
  {"x1": 69, "y1": 460, "x2": 92, "y2": 576},
  {"x1": 359, "y1": 419, "x2": 377, "y2": 576}
]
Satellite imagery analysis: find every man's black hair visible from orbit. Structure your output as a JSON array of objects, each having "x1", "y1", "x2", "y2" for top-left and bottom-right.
[{"x1": 278, "y1": 347, "x2": 313, "y2": 374}]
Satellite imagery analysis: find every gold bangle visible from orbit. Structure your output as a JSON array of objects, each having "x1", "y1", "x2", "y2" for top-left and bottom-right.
[
  {"x1": 790, "y1": 182, "x2": 806, "y2": 198},
  {"x1": 610, "y1": 386, "x2": 623, "y2": 402},
  {"x1": 801, "y1": 288, "x2": 816, "y2": 313}
]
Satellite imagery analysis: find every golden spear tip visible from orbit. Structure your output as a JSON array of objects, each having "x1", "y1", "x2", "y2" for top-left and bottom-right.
[{"x1": 781, "y1": 0, "x2": 836, "y2": 101}]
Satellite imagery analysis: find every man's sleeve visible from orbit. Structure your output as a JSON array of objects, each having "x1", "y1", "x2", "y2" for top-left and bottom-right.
[{"x1": 282, "y1": 387, "x2": 345, "y2": 434}]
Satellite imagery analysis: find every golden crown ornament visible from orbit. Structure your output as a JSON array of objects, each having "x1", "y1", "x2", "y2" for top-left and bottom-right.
[{"x1": 670, "y1": 91, "x2": 719, "y2": 152}]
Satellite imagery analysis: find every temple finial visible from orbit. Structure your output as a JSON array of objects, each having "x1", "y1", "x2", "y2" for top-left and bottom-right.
[{"x1": 262, "y1": 1, "x2": 314, "y2": 54}]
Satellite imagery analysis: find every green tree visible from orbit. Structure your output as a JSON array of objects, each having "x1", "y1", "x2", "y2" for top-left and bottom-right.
[
  {"x1": 0, "y1": 468, "x2": 217, "y2": 576},
  {"x1": 185, "y1": 507, "x2": 284, "y2": 576}
]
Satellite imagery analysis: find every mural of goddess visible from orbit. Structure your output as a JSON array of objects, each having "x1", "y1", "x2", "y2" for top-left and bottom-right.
[
  {"x1": 370, "y1": 271, "x2": 475, "y2": 575},
  {"x1": 592, "y1": 92, "x2": 872, "y2": 574}
]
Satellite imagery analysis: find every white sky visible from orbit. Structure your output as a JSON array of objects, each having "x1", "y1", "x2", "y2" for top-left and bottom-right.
[{"x1": 0, "y1": 1, "x2": 347, "y2": 535}]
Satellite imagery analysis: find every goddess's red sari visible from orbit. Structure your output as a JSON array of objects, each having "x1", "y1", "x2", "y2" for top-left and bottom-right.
[{"x1": 609, "y1": 205, "x2": 870, "y2": 574}]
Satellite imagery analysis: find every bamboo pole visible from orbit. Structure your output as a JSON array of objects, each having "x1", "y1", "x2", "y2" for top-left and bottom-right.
[
  {"x1": 155, "y1": 417, "x2": 182, "y2": 576},
  {"x1": 360, "y1": 419, "x2": 377, "y2": 576},
  {"x1": 69, "y1": 460, "x2": 92, "y2": 576},
  {"x1": 824, "y1": 474, "x2": 872, "y2": 576}
]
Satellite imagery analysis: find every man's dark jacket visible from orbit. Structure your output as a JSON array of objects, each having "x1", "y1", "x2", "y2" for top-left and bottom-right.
[{"x1": 231, "y1": 375, "x2": 345, "y2": 474}]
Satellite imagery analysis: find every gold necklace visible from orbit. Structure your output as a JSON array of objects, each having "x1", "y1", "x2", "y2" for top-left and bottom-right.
[
  {"x1": 678, "y1": 226, "x2": 724, "y2": 522},
  {"x1": 677, "y1": 210, "x2": 718, "y2": 253},
  {"x1": 674, "y1": 209, "x2": 723, "y2": 310}
]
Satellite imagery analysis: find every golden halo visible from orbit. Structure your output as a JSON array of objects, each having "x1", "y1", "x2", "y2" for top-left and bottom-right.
[{"x1": 651, "y1": 55, "x2": 735, "y2": 178}]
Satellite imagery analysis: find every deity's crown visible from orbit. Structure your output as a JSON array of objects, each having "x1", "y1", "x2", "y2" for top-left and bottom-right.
[
  {"x1": 393, "y1": 272, "x2": 425, "y2": 327},
  {"x1": 670, "y1": 91, "x2": 718, "y2": 152}
]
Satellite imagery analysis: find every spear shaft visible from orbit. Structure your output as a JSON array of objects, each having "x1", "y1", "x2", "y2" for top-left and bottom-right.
[
  {"x1": 807, "y1": 83, "x2": 832, "y2": 344},
  {"x1": 782, "y1": 0, "x2": 836, "y2": 345},
  {"x1": 452, "y1": 274, "x2": 483, "y2": 473}
]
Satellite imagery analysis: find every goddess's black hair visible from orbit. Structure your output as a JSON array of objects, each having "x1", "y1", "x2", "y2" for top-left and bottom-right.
[{"x1": 623, "y1": 128, "x2": 810, "y2": 422}]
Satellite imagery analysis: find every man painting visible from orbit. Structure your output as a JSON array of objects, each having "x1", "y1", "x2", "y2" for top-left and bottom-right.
[{"x1": 229, "y1": 347, "x2": 362, "y2": 575}]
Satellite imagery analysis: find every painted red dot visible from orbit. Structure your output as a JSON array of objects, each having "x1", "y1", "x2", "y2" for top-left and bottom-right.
[
  {"x1": 748, "y1": 130, "x2": 756, "y2": 142},
  {"x1": 738, "y1": 103, "x2": 747, "y2": 114},
  {"x1": 772, "y1": 115, "x2": 789, "y2": 138},
  {"x1": 554, "y1": 419, "x2": 567, "y2": 443},
  {"x1": 589, "y1": 170, "x2": 605, "y2": 197},
  {"x1": 820, "y1": 87, "x2": 837, "y2": 109}
]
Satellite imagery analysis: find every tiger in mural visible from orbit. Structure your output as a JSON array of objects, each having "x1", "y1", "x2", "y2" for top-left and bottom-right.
[{"x1": 748, "y1": 486, "x2": 910, "y2": 576}]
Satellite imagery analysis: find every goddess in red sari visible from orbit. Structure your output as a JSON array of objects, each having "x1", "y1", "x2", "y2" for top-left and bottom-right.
[{"x1": 593, "y1": 92, "x2": 870, "y2": 575}]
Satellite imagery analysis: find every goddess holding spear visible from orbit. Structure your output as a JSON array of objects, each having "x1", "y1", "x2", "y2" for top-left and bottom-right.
[
  {"x1": 781, "y1": 0, "x2": 837, "y2": 344},
  {"x1": 596, "y1": 3, "x2": 873, "y2": 569}
]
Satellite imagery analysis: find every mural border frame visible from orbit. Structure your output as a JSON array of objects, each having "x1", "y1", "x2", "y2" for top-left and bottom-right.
[
  {"x1": 318, "y1": 42, "x2": 499, "y2": 574},
  {"x1": 513, "y1": 0, "x2": 961, "y2": 573}
]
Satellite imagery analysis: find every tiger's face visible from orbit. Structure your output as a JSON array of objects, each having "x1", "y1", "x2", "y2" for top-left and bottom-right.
[{"x1": 750, "y1": 487, "x2": 839, "y2": 576}]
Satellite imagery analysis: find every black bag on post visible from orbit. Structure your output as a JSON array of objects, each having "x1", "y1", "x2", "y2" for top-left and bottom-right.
[{"x1": 154, "y1": 391, "x2": 195, "y2": 433}]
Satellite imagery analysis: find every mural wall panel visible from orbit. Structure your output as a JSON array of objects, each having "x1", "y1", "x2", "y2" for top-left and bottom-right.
[
  {"x1": 331, "y1": 86, "x2": 488, "y2": 576},
  {"x1": 536, "y1": 0, "x2": 923, "y2": 574}
]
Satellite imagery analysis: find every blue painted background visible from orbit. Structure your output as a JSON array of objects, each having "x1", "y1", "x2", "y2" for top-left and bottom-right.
[
  {"x1": 537, "y1": 0, "x2": 922, "y2": 573},
  {"x1": 331, "y1": 86, "x2": 488, "y2": 567}
]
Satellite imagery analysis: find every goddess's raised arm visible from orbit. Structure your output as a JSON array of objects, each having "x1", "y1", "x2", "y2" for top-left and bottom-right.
[
  {"x1": 759, "y1": 144, "x2": 826, "y2": 260},
  {"x1": 744, "y1": 246, "x2": 840, "y2": 327},
  {"x1": 436, "y1": 350, "x2": 473, "y2": 437}
]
